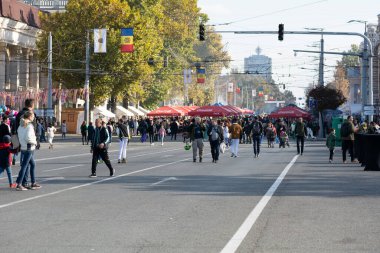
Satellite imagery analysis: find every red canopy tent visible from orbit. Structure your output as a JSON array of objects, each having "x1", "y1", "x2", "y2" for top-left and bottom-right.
[
  {"x1": 188, "y1": 105, "x2": 234, "y2": 117},
  {"x1": 172, "y1": 106, "x2": 198, "y2": 116},
  {"x1": 269, "y1": 106, "x2": 311, "y2": 119},
  {"x1": 223, "y1": 105, "x2": 244, "y2": 116},
  {"x1": 147, "y1": 106, "x2": 184, "y2": 117},
  {"x1": 242, "y1": 108, "x2": 254, "y2": 114}
]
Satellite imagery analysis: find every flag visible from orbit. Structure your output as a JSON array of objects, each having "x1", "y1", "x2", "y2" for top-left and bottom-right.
[
  {"x1": 197, "y1": 68, "x2": 206, "y2": 83},
  {"x1": 120, "y1": 28, "x2": 134, "y2": 53},
  {"x1": 228, "y1": 83, "x2": 234, "y2": 93},
  {"x1": 184, "y1": 69, "x2": 192, "y2": 84},
  {"x1": 236, "y1": 87, "x2": 241, "y2": 94},
  {"x1": 252, "y1": 89, "x2": 256, "y2": 97},
  {"x1": 94, "y1": 29, "x2": 107, "y2": 53},
  {"x1": 258, "y1": 86, "x2": 264, "y2": 97}
]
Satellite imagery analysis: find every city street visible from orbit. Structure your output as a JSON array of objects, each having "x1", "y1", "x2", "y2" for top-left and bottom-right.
[{"x1": 1, "y1": 137, "x2": 379, "y2": 253}]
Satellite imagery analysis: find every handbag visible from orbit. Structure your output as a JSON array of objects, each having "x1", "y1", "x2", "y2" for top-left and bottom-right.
[
  {"x1": 220, "y1": 142, "x2": 226, "y2": 154},
  {"x1": 11, "y1": 134, "x2": 20, "y2": 151}
]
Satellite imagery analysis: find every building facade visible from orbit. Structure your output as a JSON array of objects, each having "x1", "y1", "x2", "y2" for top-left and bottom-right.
[
  {"x1": 23, "y1": 0, "x2": 67, "y2": 12},
  {"x1": 0, "y1": 0, "x2": 46, "y2": 109},
  {"x1": 244, "y1": 47, "x2": 272, "y2": 83},
  {"x1": 362, "y1": 14, "x2": 380, "y2": 113}
]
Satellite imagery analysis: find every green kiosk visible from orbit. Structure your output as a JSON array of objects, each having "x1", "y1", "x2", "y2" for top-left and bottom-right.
[{"x1": 332, "y1": 117, "x2": 344, "y2": 147}]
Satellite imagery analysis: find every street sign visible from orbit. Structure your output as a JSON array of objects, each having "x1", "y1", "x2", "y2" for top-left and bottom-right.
[
  {"x1": 364, "y1": 110, "x2": 375, "y2": 116},
  {"x1": 364, "y1": 105, "x2": 375, "y2": 111}
]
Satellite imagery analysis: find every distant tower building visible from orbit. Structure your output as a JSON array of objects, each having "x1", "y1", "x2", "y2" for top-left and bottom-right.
[
  {"x1": 23, "y1": 0, "x2": 67, "y2": 12},
  {"x1": 244, "y1": 47, "x2": 272, "y2": 83}
]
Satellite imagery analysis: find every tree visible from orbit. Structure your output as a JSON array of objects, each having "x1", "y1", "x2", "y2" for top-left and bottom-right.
[
  {"x1": 307, "y1": 85, "x2": 347, "y2": 112},
  {"x1": 330, "y1": 64, "x2": 350, "y2": 99},
  {"x1": 339, "y1": 44, "x2": 361, "y2": 68},
  {"x1": 38, "y1": 0, "x2": 164, "y2": 107}
]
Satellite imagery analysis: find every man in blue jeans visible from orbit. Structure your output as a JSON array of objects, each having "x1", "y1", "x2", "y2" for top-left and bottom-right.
[{"x1": 250, "y1": 116, "x2": 263, "y2": 158}]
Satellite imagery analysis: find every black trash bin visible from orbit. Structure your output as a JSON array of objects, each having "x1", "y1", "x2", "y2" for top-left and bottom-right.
[{"x1": 362, "y1": 134, "x2": 380, "y2": 171}]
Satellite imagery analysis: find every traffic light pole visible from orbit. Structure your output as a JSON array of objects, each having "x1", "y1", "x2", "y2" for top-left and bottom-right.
[{"x1": 215, "y1": 30, "x2": 374, "y2": 121}]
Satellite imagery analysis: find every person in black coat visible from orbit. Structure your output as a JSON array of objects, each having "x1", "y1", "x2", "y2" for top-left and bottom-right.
[
  {"x1": 0, "y1": 115, "x2": 11, "y2": 142},
  {"x1": 90, "y1": 119, "x2": 114, "y2": 178},
  {"x1": 87, "y1": 122, "x2": 95, "y2": 145}
]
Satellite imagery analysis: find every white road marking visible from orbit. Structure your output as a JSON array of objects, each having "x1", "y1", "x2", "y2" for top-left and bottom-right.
[
  {"x1": 220, "y1": 155, "x2": 299, "y2": 253},
  {"x1": 0, "y1": 157, "x2": 192, "y2": 209},
  {"x1": 38, "y1": 177, "x2": 65, "y2": 182},
  {"x1": 43, "y1": 165, "x2": 83, "y2": 172},
  {"x1": 0, "y1": 148, "x2": 183, "y2": 181},
  {"x1": 150, "y1": 177, "x2": 178, "y2": 186}
]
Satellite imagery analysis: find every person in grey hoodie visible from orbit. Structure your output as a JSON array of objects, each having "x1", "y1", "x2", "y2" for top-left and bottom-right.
[{"x1": 15, "y1": 111, "x2": 41, "y2": 191}]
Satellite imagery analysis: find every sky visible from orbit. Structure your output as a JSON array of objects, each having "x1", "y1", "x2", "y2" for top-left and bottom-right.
[{"x1": 197, "y1": 0, "x2": 379, "y2": 99}]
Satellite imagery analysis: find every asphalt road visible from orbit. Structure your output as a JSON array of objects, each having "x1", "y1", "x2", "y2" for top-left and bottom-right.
[{"x1": 0, "y1": 136, "x2": 379, "y2": 253}]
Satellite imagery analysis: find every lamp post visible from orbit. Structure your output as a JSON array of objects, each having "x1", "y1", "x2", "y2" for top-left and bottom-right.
[
  {"x1": 305, "y1": 27, "x2": 325, "y2": 137},
  {"x1": 347, "y1": 20, "x2": 370, "y2": 121}
]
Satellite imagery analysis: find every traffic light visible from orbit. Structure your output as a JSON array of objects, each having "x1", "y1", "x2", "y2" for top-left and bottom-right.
[
  {"x1": 199, "y1": 24, "x2": 205, "y2": 41},
  {"x1": 278, "y1": 23, "x2": 284, "y2": 41}
]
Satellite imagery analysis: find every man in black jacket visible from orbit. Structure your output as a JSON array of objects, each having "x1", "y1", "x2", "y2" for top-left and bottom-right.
[
  {"x1": 251, "y1": 116, "x2": 263, "y2": 158},
  {"x1": 90, "y1": 118, "x2": 115, "y2": 178},
  {"x1": 207, "y1": 120, "x2": 224, "y2": 163}
]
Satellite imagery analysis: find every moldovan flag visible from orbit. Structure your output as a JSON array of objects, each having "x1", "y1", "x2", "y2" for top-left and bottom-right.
[
  {"x1": 120, "y1": 28, "x2": 134, "y2": 53},
  {"x1": 197, "y1": 68, "x2": 206, "y2": 83},
  {"x1": 94, "y1": 29, "x2": 107, "y2": 53}
]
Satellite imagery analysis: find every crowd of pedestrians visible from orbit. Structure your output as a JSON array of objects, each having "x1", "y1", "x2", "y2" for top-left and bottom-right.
[{"x1": 2, "y1": 99, "x2": 380, "y2": 191}]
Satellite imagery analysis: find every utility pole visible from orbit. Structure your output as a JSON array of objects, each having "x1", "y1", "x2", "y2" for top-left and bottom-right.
[
  {"x1": 47, "y1": 32, "x2": 52, "y2": 111},
  {"x1": 84, "y1": 30, "x2": 90, "y2": 124},
  {"x1": 318, "y1": 35, "x2": 324, "y2": 138}
]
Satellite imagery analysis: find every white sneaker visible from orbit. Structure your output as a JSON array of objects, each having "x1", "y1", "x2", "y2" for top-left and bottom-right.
[{"x1": 161, "y1": 143, "x2": 164, "y2": 146}]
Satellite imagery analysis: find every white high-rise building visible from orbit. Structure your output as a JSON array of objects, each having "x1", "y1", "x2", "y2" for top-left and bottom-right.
[{"x1": 244, "y1": 47, "x2": 272, "y2": 83}]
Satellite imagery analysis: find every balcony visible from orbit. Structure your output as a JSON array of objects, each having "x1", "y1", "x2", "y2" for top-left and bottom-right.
[{"x1": 23, "y1": 0, "x2": 68, "y2": 11}]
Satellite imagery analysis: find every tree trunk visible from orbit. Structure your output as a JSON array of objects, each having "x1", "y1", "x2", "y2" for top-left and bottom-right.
[{"x1": 122, "y1": 96, "x2": 129, "y2": 108}]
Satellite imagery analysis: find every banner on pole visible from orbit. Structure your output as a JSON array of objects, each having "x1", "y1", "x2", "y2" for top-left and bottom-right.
[
  {"x1": 252, "y1": 89, "x2": 256, "y2": 97},
  {"x1": 121, "y1": 28, "x2": 134, "y2": 53},
  {"x1": 184, "y1": 69, "x2": 192, "y2": 84},
  {"x1": 228, "y1": 83, "x2": 234, "y2": 93},
  {"x1": 94, "y1": 29, "x2": 107, "y2": 53},
  {"x1": 197, "y1": 68, "x2": 206, "y2": 83}
]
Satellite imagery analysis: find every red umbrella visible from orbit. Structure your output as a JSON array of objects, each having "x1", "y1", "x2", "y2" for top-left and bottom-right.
[
  {"x1": 147, "y1": 106, "x2": 184, "y2": 117},
  {"x1": 242, "y1": 108, "x2": 254, "y2": 114},
  {"x1": 188, "y1": 105, "x2": 234, "y2": 117},
  {"x1": 269, "y1": 106, "x2": 311, "y2": 119},
  {"x1": 223, "y1": 105, "x2": 243, "y2": 116}
]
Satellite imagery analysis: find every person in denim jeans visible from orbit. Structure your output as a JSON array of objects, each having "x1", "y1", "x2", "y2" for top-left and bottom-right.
[{"x1": 15, "y1": 111, "x2": 41, "y2": 191}]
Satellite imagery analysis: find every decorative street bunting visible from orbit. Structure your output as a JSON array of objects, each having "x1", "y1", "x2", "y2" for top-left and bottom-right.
[
  {"x1": 94, "y1": 29, "x2": 107, "y2": 53},
  {"x1": 120, "y1": 28, "x2": 134, "y2": 53}
]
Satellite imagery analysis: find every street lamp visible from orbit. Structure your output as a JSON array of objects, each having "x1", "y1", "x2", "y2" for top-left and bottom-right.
[{"x1": 347, "y1": 19, "x2": 370, "y2": 121}]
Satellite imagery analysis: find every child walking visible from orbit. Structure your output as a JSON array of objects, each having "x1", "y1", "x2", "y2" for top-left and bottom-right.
[
  {"x1": 326, "y1": 128, "x2": 336, "y2": 163},
  {"x1": 47, "y1": 123, "x2": 57, "y2": 149},
  {"x1": 0, "y1": 135, "x2": 18, "y2": 188}
]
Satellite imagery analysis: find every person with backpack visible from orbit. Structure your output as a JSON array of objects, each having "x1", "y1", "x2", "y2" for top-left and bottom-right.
[
  {"x1": 250, "y1": 116, "x2": 263, "y2": 158},
  {"x1": 295, "y1": 117, "x2": 307, "y2": 155},
  {"x1": 340, "y1": 115, "x2": 357, "y2": 163},
  {"x1": 266, "y1": 122, "x2": 277, "y2": 148},
  {"x1": 116, "y1": 118, "x2": 129, "y2": 164},
  {"x1": 188, "y1": 117, "x2": 206, "y2": 162},
  {"x1": 207, "y1": 119, "x2": 224, "y2": 163},
  {"x1": 90, "y1": 118, "x2": 115, "y2": 178},
  {"x1": 326, "y1": 128, "x2": 336, "y2": 163}
]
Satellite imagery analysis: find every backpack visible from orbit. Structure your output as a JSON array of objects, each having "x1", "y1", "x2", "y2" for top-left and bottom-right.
[
  {"x1": 340, "y1": 122, "x2": 351, "y2": 138},
  {"x1": 211, "y1": 127, "x2": 219, "y2": 141},
  {"x1": 252, "y1": 122, "x2": 261, "y2": 135}
]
